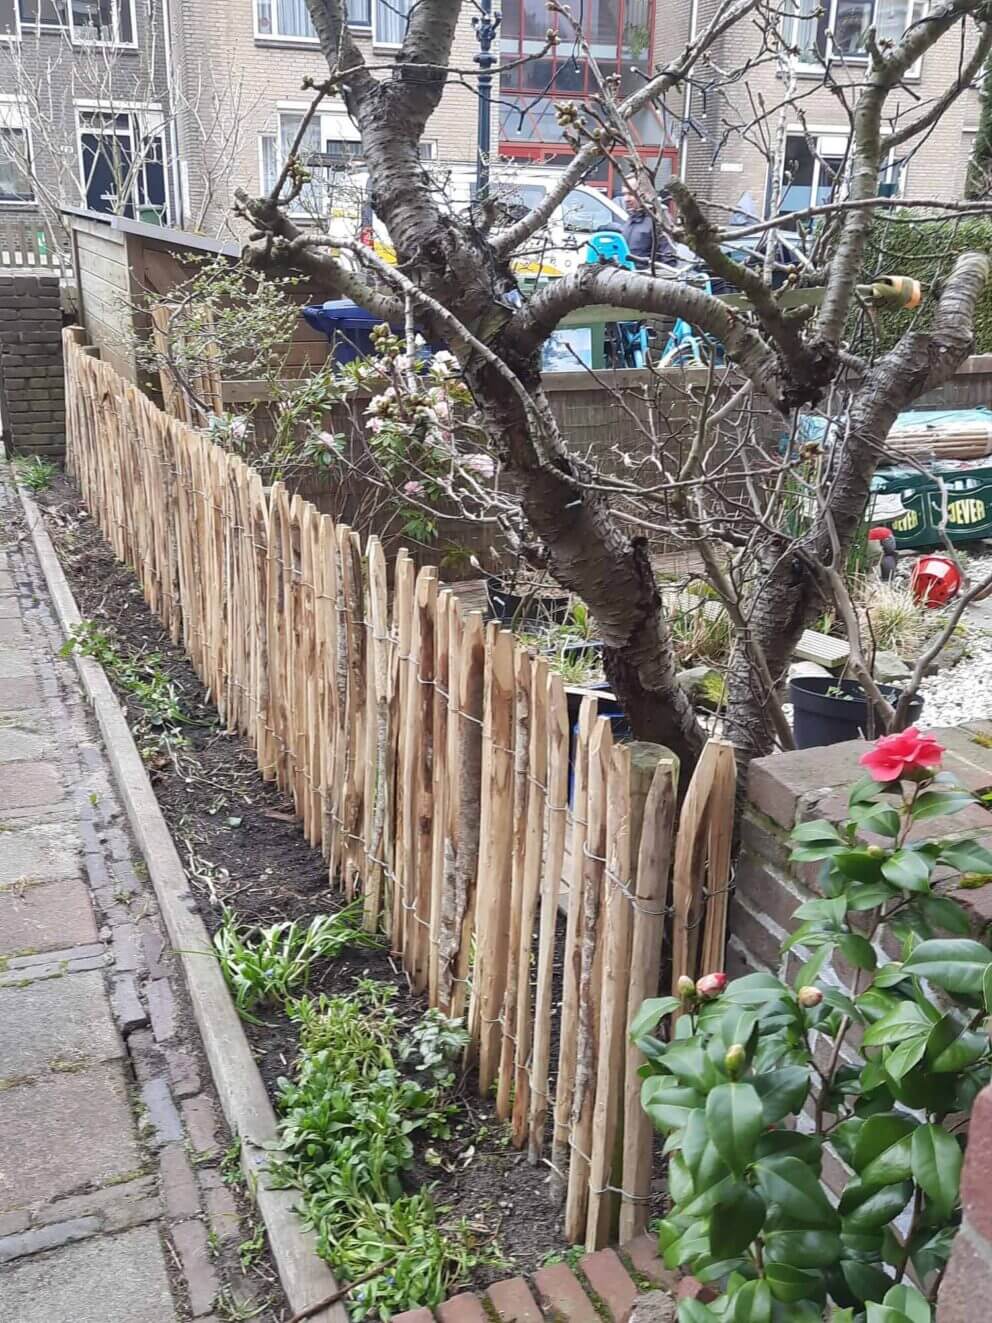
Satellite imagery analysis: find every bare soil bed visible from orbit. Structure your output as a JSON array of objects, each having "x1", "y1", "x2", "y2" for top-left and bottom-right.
[{"x1": 34, "y1": 470, "x2": 580, "y2": 1290}]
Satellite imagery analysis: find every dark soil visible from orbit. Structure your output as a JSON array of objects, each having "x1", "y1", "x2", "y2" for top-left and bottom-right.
[{"x1": 34, "y1": 470, "x2": 581, "y2": 1287}]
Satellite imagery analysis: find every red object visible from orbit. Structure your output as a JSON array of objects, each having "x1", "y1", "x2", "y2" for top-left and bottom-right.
[
  {"x1": 859, "y1": 726, "x2": 945, "y2": 783},
  {"x1": 868, "y1": 525, "x2": 893, "y2": 541},
  {"x1": 695, "y1": 971, "x2": 728, "y2": 1000},
  {"x1": 911, "y1": 553, "x2": 963, "y2": 607}
]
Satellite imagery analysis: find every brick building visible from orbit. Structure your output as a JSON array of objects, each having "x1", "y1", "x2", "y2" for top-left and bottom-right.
[{"x1": 0, "y1": 0, "x2": 173, "y2": 259}]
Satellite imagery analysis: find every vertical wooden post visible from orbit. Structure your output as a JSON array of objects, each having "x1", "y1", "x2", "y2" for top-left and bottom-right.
[
  {"x1": 447, "y1": 610, "x2": 484, "y2": 1020},
  {"x1": 470, "y1": 626, "x2": 514, "y2": 1093},
  {"x1": 700, "y1": 742, "x2": 738, "y2": 975},
  {"x1": 363, "y1": 537, "x2": 390, "y2": 932},
  {"x1": 391, "y1": 553, "x2": 415, "y2": 944},
  {"x1": 552, "y1": 692, "x2": 596, "y2": 1202},
  {"x1": 410, "y1": 567, "x2": 437, "y2": 994},
  {"x1": 671, "y1": 739, "x2": 734, "y2": 992},
  {"x1": 496, "y1": 645, "x2": 531, "y2": 1121},
  {"x1": 619, "y1": 753, "x2": 678, "y2": 1243},
  {"x1": 528, "y1": 670, "x2": 569, "y2": 1164},
  {"x1": 428, "y1": 591, "x2": 451, "y2": 1006}
]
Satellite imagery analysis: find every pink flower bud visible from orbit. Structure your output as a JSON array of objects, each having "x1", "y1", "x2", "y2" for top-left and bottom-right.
[
  {"x1": 797, "y1": 986, "x2": 823, "y2": 1008},
  {"x1": 695, "y1": 972, "x2": 728, "y2": 1001}
]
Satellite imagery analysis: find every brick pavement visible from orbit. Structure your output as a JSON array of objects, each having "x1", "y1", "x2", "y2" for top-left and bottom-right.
[{"x1": 0, "y1": 466, "x2": 278, "y2": 1322}]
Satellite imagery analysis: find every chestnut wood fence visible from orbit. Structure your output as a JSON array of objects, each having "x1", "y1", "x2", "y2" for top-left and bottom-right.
[{"x1": 63, "y1": 327, "x2": 737, "y2": 1250}]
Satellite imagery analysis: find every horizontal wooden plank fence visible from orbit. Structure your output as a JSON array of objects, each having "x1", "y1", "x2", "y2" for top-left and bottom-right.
[{"x1": 63, "y1": 328, "x2": 737, "y2": 1250}]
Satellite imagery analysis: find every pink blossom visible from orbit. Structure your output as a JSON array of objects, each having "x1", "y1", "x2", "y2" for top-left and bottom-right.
[
  {"x1": 859, "y1": 727, "x2": 945, "y2": 783},
  {"x1": 695, "y1": 972, "x2": 728, "y2": 1000}
]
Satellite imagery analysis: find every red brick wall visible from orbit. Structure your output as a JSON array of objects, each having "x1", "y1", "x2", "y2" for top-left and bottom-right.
[{"x1": 940, "y1": 1084, "x2": 992, "y2": 1320}]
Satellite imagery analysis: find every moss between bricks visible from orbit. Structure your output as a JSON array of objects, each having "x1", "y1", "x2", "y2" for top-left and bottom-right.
[{"x1": 574, "y1": 1268, "x2": 613, "y2": 1323}]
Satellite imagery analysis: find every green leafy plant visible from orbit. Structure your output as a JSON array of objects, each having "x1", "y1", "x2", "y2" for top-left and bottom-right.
[
  {"x1": 14, "y1": 455, "x2": 57, "y2": 492},
  {"x1": 60, "y1": 620, "x2": 194, "y2": 729},
  {"x1": 398, "y1": 1008, "x2": 471, "y2": 1086},
  {"x1": 213, "y1": 903, "x2": 377, "y2": 1014},
  {"x1": 635, "y1": 726, "x2": 992, "y2": 1322},
  {"x1": 271, "y1": 984, "x2": 489, "y2": 1319}
]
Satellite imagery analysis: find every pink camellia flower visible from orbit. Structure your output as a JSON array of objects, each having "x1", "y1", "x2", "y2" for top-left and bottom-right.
[
  {"x1": 859, "y1": 727, "x2": 945, "y2": 783},
  {"x1": 695, "y1": 972, "x2": 727, "y2": 1000},
  {"x1": 402, "y1": 480, "x2": 425, "y2": 498}
]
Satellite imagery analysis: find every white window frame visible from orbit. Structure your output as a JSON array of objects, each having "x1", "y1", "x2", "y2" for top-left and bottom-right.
[
  {"x1": 17, "y1": 0, "x2": 137, "y2": 47},
  {"x1": 259, "y1": 105, "x2": 364, "y2": 217},
  {"x1": 776, "y1": 125, "x2": 903, "y2": 223},
  {"x1": 784, "y1": 0, "x2": 927, "y2": 78},
  {"x1": 0, "y1": 0, "x2": 20, "y2": 41},
  {"x1": 0, "y1": 97, "x2": 34, "y2": 204},
  {"x1": 75, "y1": 104, "x2": 170, "y2": 219},
  {"x1": 252, "y1": 0, "x2": 374, "y2": 43}
]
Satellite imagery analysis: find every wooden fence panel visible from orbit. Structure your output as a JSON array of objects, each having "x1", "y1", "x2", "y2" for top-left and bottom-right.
[{"x1": 61, "y1": 333, "x2": 739, "y2": 1255}]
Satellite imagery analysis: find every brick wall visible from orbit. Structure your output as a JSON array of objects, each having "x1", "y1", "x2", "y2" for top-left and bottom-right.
[
  {"x1": 939, "y1": 1085, "x2": 992, "y2": 1320},
  {"x1": 734, "y1": 720, "x2": 992, "y2": 985},
  {"x1": 0, "y1": 275, "x2": 65, "y2": 458}
]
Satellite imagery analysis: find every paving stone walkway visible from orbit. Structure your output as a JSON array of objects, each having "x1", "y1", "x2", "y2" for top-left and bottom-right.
[{"x1": 0, "y1": 468, "x2": 275, "y2": 1322}]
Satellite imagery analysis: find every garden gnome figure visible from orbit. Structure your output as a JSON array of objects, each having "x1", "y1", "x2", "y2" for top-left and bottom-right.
[{"x1": 867, "y1": 526, "x2": 898, "y2": 582}]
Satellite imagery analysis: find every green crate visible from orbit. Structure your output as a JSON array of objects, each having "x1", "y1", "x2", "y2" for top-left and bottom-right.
[{"x1": 869, "y1": 463, "x2": 992, "y2": 549}]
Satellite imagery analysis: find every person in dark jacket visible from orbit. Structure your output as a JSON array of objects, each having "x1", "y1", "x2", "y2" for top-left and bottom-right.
[{"x1": 607, "y1": 189, "x2": 676, "y2": 267}]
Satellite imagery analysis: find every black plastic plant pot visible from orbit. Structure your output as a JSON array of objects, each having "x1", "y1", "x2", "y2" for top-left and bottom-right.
[
  {"x1": 789, "y1": 675, "x2": 924, "y2": 750},
  {"x1": 485, "y1": 579, "x2": 571, "y2": 628}
]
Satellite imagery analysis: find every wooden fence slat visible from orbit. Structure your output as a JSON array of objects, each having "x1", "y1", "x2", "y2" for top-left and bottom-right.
[
  {"x1": 619, "y1": 754, "x2": 678, "y2": 1243},
  {"x1": 565, "y1": 715, "x2": 613, "y2": 1243},
  {"x1": 552, "y1": 692, "x2": 596, "y2": 1203},
  {"x1": 700, "y1": 742, "x2": 738, "y2": 975},
  {"x1": 671, "y1": 739, "x2": 734, "y2": 992},
  {"x1": 410, "y1": 567, "x2": 437, "y2": 994},
  {"x1": 497, "y1": 645, "x2": 531, "y2": 1121},
  {"x1": 528, "y1": 669, "x2": 569, "y2": 1164},
  {"x1": 391, "y1": 553, "x2": 415, "y2": 944},
  {"x1": 446, "y1": 610, "x2": 484, "y2": 1020},
  {"x1": 428, "y1": 591, "x2": 451, "y2": 1005},
  {"x1": 363, "y1": 537, "x2": 390, "y2": 931},
  {"x1": 511, "y1": 654, "x2": 549, "y2": 1147},
  {"x1": 470, "y1": 626, "x2": 514, "y2": 1093}
]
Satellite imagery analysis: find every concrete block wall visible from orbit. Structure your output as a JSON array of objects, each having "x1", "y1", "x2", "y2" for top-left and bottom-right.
[{"x1": 0, "y1": 275, "x2": 65, "y2": 458}]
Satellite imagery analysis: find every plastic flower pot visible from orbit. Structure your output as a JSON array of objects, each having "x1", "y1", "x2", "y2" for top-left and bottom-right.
[
  {"x1": 484, "y1": 578, "x2": 571, "y2": 628},
  {"x1": 788, "y1": 675, "x2": 923, "y2": 750}
]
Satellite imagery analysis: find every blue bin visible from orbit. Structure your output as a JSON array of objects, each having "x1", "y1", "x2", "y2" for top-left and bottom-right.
[
  {"x1": 567, "y1": 686, "x2": 631, "y2": 804},
  {"x1": 301, "y1": 299, "x2": 394, "y2": 364}
]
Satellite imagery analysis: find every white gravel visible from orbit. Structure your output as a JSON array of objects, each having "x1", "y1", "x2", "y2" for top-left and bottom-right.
[{"x1": 917, "y1": 548, "x2": 992, "y2": 728}]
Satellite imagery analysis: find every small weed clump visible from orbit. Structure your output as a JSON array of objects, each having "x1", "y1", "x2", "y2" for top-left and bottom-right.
[
  {"x1": 14, "y1": 455, "x2": 58, "y2": 492},
  {"x1": 272, "y1": 984, "x2": 490, "y2": 1319},
  {"x1": 213, "y1": 902, "x2": 377, "y2": 1014},
  {"x1": 60, "y1": 620, "x2": 193, "y2": 730}
]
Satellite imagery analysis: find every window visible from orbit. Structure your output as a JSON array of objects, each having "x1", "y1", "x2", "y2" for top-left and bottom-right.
[
  {"x1": 17, "y1": 0, "x2": 134, "y2": 43},
  {"x1": 0, "y1": 0, "x2": 18, "y2": 37},
  {"x1": 254, "y1": 0, "x2": 391, "y2": 42},
  {"x1": 373, "y1": 0, "x2": 409, "y2": 45},
  {"x1": 78, "y1": 110, "x2": 168, "y2": 219},
  {"x1": 560, "y1": 187, "x2": 617, "y2": 232},
  {"x1": 777, "y1": 130, "x2": 901, "y2": 224},
  {"x1": 0, "y1": 103, "x2": 33, "y2": 201},
  {"x1": 259, "y1": 108, "x2": 363, "y2": 216},
  {"x1": 785, "y1": 0, "x2": 928, "y2": 71}
]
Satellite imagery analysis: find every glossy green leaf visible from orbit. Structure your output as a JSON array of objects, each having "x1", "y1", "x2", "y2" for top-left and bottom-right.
[
  {"x1": 641, "y1": 1076, "x2": 704, "y2": 1132},
  {"x1": 841, "y1": 1180, "x2": 913, "y2": 1230},
  {"x1": 752, "y1": 1066, "x2": 809, "y2": 1125},
  {"x1": 729, "y1": 1279, "x2": 771, "y2": 1322},
  {"x1": 881, "y1": 849, "x2": 932, "y2": 893},
  {"x1": 717, "y1": 1006, "x2": 759, "y2": 1051},
  {"x1": 841, "y1": 1258, "x2": 897, "y2": 1304},
  {"x1": 834, "y1": 850, "x2": 886, "y2": 883},
  {"x1": 863, "y1": 1001, "x2": 936, "y2": 1047},
  {"x1": 918, "y1": 895, "x2": 972, "y2": 937},
  {"x1": 677, "y1": 1302, "x2": 718, "y2": 1323},
  {"x1": 872, "y1": 962, "x2": 908, "y2": 989},
  {"x1": 849, "y1": 775, "x2": 882, "y2": 806},
  {"x1": 860, "y1": 1134, "x2": 913, "y2": 1189},
  {"x1": 705, "y1": 1083, "x2": 763, "y2": 1176},
  {"x1": 931, "y1": 1028, "x2": 988, "y2": 1073},
  {"x1": 791, "y1": 818, "x2": 845, "y2": 844},
  {"x1": 710, "y1": 1186, "x2": 765, "y2": 1259},
  {"x1": 629, "y1": 997, "x2": 680, "y2": 1042},
  {"x1": 911, "y1": 1124, "x2": 962, "y2": 1219},
  {"x1": 940, "y1": 840, "x2": 992, "y2": 873},
  {"x1": 882, "y1": 1035, "x2": 928, "y2": 1082},
  {"x1": 720, "y1": 974, "x2": 790, "y2": 1006},
  {"x1": 754, "y1": 1155, "x2": 838, "y2": 1229},
  {"x1": 984, "y1": 963, "x2": 992, "y2": 1014},
  {"x1": 910, "y1": 789, "x2": 976, "y2": 822},
  {"x1": 762, "y1": 1228, "x2": 843, "y2": 1267},
  {"x1": 763, "y1": 1261, "x2": 824, "y2": 1304},
  {"x1": 795, "y1": 943, "x2": 832, "y2": 992},
  {"x1": 754, "y1": 1129, "x2": 822, "y2": 1167},
  {"x1": 864, "y1": 1308, "x2": 913, "y2": 1323},
  {"x1": 881, "y1": 1285, "x2": 930, "y2": 1323},
  {"x1": 846, "y1": 880, "x2": 898, "y2": 910},
  {"x1": 902, "y1": 938, "x2": 992, "y2": 996},
  {"x1": 664, "y1": 1041, "x2": 721, "y2": 1093},
  {"x1": 853, "y1": 1113, "x2": 915, "y2": 1172},
  {"x1": 840, "y1": 932, "x2": 878, "y2": 970}
]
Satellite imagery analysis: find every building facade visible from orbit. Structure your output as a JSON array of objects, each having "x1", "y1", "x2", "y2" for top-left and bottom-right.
[{"x1": 0, "y1": 0, "x2": 173, "y2": 259}]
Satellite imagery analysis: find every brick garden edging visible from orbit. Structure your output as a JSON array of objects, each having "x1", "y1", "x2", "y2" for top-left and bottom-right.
[
  {"x1": 17, "y1": 481, "x2": 348, "y2": 1323},
  {"x1": 393, "y1": 1235, "x2": 677, "y2": 1323}
]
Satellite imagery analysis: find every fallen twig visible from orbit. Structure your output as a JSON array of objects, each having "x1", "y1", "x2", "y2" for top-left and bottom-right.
[{"x1": 285, "y1": 1256, "x2": 397, "y2": 1323}]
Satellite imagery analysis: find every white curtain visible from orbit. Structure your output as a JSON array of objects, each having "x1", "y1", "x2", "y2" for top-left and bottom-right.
[
  {"x1": 375, "y1": 0, "x2": 409, "y2": 44},
  {"x1": 276, "y1": 0, "x2": 315, "y2": 37}
]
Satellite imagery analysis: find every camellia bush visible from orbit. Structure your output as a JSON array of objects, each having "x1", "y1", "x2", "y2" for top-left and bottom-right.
[{"x1": 634, "y1": 728, "x2": 992, "y2": 1322}]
